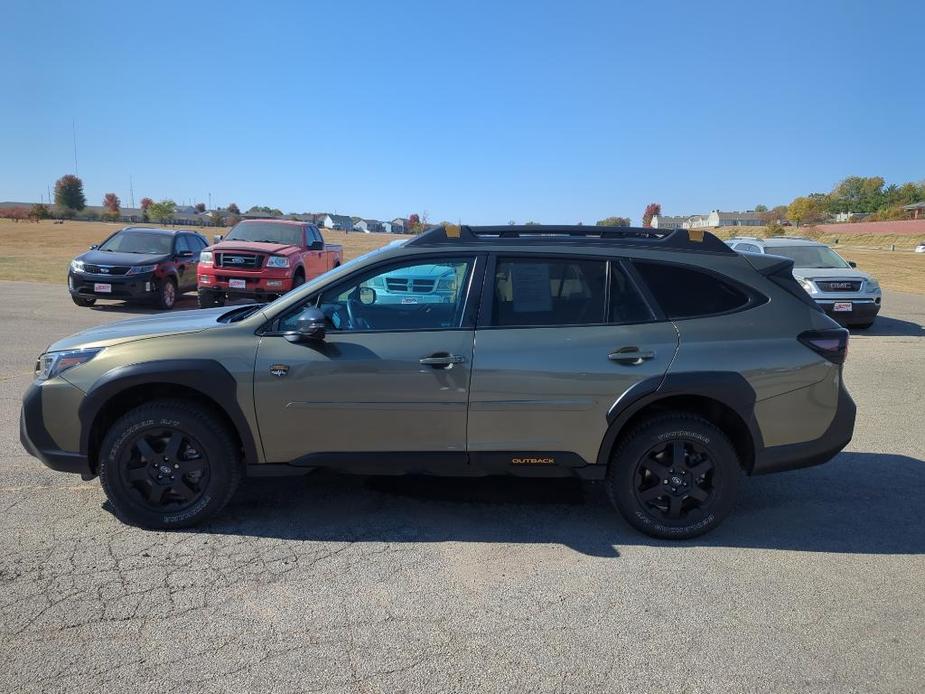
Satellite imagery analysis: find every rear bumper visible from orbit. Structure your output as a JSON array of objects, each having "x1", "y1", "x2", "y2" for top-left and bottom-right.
[
  {"x1": 20, "y1": 382, "x2": 93, "y2": 478},
  {"x1": 752, "y1": 376, "x2": 856, "y2": 475}
]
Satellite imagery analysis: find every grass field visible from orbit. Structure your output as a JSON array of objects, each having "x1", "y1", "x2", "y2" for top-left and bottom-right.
[
  {"x1": 0, "y1": 220, "x2": 410, "y2": 285},
  {"x1": 1, "y1": 219, "x2": 923, "y2": 293}
]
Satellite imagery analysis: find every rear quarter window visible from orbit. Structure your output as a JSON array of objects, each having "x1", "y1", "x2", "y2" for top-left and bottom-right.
[{"x1": 633, "y1": 261, "x2": 752, "y2": 319}]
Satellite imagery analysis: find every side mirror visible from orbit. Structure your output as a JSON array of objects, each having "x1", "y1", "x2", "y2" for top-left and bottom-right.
[
  {"x1": 359, "y1": 286, "x2": 377, "y2": 305},
  {"x1": 309, "y1": 240, "x2": 324, "y2": 251},
  {"x1": 89, "y1": 244, "x2": 98, "y2": 250},
  {"x1": 848, "y1": 261, "x2": 857, "y2": 268},
  {"x1": 284, "y1": 307, "x2": 326, "y2": 343},
  {"x1": 213, "y1": 234, "x2": 224, "y2": 244}
]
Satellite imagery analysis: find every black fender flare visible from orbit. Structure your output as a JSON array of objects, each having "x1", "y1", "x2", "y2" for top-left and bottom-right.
[
  {"x1": 78, "y1": 359, "x2": 260, "y2": 465},
  {"x1": 595, "y1": 371, "x2": 764, "y2": 467}
]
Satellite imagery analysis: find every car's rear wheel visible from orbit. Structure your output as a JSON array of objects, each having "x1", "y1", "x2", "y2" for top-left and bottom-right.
[
  {"x1": 156, "y1": 278, "x2": 177, "y2": 310},
  {"x1": 99, "y1": 400, "x2": 242, "y2": 529},
  {"x1": 606, "y1": 413, "x2": 740, "y2": 539},
  {"x1": 71, "y1": 295, "x2": 96, "y2": 307},
  {"x1": 198, "y1": 290, "x2": 225, "y2": 308}
]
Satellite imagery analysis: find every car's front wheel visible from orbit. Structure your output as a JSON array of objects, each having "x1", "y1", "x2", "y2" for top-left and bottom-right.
[
  {"x1": 606, "y1": 413, "x2": 740, "y2": 539},
  {"x1": 98, "y1": 400, "x2": 242, "y2": 529}
]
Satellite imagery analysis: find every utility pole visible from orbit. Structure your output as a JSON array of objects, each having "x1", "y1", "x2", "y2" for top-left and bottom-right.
[
  {"x1": 129, "y1": 176, "x2": 135, "y2": 208},
  {"x1": 208, "y1": 192, "x2": 212, "y2": 210},
  {"x1": 72, "y1": 119, "x2": 79, "y2": 175}
]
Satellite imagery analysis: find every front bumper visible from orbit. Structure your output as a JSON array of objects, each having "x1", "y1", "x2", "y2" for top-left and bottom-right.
[
  {"x1": 752, "y1": 374, "x2": 856, "y2": 475},
  {"x1": 68, "y1": 271, "x2": 159, "y2": 300},
  {"x1": 815, "y1": 298, "x2": 881, "y2": 325},
  {"x1": 20, "y1": 382, "x2": 93, "y2": 478},
  {"x1": 198, "y1": 271, "x2": 293, "y2": 297}
]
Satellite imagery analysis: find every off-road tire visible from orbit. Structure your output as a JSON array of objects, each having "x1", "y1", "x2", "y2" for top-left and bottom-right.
[
  {"x1": 606, "y1": 413, "x2": 740, "y2": 540},
  {"x1": 71, "y1": 295, "x2": 96, "y2": 307},
  {"x1": 98, "y1": 400, "x2": 242, "y2": 529}
]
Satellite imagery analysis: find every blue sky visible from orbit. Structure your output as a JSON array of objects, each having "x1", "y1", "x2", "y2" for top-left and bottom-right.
[{"x1": 2, "y1": 0, "x2": 922, "y2": 224}]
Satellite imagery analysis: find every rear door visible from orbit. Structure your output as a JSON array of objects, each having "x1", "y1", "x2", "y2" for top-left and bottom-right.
[{"x1": 467, "y1": 255, "x2": 678, "y2": 465}]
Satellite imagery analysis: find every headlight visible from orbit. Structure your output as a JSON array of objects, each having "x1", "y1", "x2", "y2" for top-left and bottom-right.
[
  {"x1": 126, "y1": 264, "x2": 157, "y2": 275},
  {"x1": 200, "y1": 251, "x2": 213, "y2": 265},
  {"x1": 266, "y1": 256, "x2": 289, "y2": 268},
  {"x1": 865, "y1": 277, "x2": 880, "y2": 291},
  {"x1": 35, "y1": 348, "x2": 103, "y2": 381},
  {"x1": 70, "y1": 259, "x2": 85, "y2": 273},
  {"x1": 798, "y1": 278, "x2": 817, "y2": 295}
]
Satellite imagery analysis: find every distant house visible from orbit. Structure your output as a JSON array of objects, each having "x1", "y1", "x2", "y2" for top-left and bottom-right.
[
  {"x1": 319, "y1": 214, "x2": 353, "y2": 230},
  {"x1": 902, "y1": 201, "x2": 925, "y2": 220},
  {"x1": 380, "y1": 221, "x2": 393, "y2": 233},
  {"x1": 650, "y1": 214, "x2": 688, "y2": 230},
  {"x1": 834, "y1": 212, "x2": 871, "y2": 223},
  {"x1": 685, "y1": 210, "x2": 763, "y2": 229},
  {"x1": 352, "y1": 219, "x2": 369, "y2": 233},
  {"x1": 391, "y1": 217, "x2": 409, "y2": 233},
  {"x1": 364, "y1": 219, "x2": 383, "y2": 233}
]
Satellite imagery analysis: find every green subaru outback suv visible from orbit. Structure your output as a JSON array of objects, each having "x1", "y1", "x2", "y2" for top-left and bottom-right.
[{"x1": 21, "y1": 225, "x2": 856, "y2": 538}]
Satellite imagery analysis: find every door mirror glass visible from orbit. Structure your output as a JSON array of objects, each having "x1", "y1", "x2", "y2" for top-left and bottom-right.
[
  {"x1": 848, "y1": 261, "x2": 857, "y2": 268},
  {"x1": 284, "y1": 306, "x2": 326, "y2": 343},
  {"x1": 359, "y1": 286, "x2": 377, "y2": 305},
  {"x1": 213, "y1": 234, "x2": 224, "y2": 244}
]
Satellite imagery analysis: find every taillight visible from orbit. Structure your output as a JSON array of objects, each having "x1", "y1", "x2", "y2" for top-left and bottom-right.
[{"x1": 798, "y1": 329, "x2": 849, "y2": 364}]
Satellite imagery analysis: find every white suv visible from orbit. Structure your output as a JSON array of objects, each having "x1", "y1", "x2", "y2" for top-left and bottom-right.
[{"x1": 727, "y1": 237, "x2": 881, "y2": 328}]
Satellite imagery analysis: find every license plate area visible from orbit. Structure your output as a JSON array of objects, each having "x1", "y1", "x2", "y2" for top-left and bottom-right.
[
  {"x1": 94, "y1": 283, "x2": 112, "y2": 293},
  {"x1": 229, "y1": 278, "x2": 246, "y2": 289},
  {"x1": 833, "y1": 302, "x2": 852, "y2": 312}
]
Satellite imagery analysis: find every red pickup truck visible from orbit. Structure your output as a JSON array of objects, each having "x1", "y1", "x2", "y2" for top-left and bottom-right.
[{"x1": 197, "y1": 219, "x2": 343, "y2": 307}]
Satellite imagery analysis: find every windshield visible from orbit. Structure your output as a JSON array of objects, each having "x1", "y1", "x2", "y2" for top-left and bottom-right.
[
  {"x1": 769, "y1": 245, "x2": 850, "y2": 269},
  {"x1": 225, "y1": 221, "x2": 303, "y2": 246},
  {"x1": 99, "y1": 230, "x2": 173, "y2": 254}
]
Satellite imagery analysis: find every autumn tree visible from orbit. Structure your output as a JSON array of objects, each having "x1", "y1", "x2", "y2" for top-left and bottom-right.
[
  {"x1": 30, "y1": 203, "x2": 50, "y2": 221},
  {"x1": 148, "y1": 199, "x2": 177, "y2": 223},
  {"x1": 195, "y1": 202, "x2": 206, "y2": 213},
  {"x1": 102, "y1": 193, "x2": 121, "y2": 221},
  {"x1": 787, "y1": 195, "x2": 828, "y2": 226},
  {"x1": 596, "y1": 216, "x2": 631, "y2": 227},
  {"x1": 54, "y1": 174, "x2": 86, "y2": 212},
  {"x1": 210, "y1": 210, "x2": 224, "y2": 227},
  {"x1": 227, "y1": 202, "x2": 241, "y2": 215},
  {"x1": 140, "y1": 197, "x2": 153, "y2": 222},
  {"x1": 641, "y1": 203, "x2": 661, "y2": 228},
  {"x1": 408, "y1": 213, "x2": 423, "y2": 233}
]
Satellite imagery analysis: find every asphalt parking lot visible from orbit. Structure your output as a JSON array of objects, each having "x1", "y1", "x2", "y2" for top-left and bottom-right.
[{"x1": 0, "y1": 281, "x2": 923, "y2": 694}]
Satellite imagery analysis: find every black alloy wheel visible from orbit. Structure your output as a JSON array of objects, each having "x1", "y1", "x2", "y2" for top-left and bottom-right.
[{"x1": 118, "y1": 427, "x2": 211, "y2": 512}]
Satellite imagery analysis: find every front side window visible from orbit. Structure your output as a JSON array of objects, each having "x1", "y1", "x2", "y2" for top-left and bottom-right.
[
  {"x1": 633, "y1": 261, "x2": 751, "y2": 319},
  {"x1": 280, "y1": 257, "x2": 473, "y2": 333},
  {"x1": 175, "y1": 236, "x2": 191, "y2": 254},
  {"x1": 492, "y1": 257, "x2": 606, "y2": 327}
]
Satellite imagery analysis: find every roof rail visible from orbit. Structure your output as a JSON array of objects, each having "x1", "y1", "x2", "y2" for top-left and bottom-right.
[{"x1": 406, "y1": 224, "x2": 734, "y2": 254}]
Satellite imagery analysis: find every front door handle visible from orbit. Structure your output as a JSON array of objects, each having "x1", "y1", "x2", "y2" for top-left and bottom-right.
[
  {"x1": 608, "y1": 347, "x2": 656, "y2": 365},
  {"x1": 420, "y1": 353, "x2": 467, "y2": 368}
]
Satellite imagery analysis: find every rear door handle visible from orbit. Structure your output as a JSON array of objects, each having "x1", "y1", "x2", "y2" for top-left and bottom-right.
[
  {"x1": 608, "y1": 347, "x2": 656, "y2": 365},
  {"x1": 420, "y1": 353, "x2": 467, "y2": 367}
]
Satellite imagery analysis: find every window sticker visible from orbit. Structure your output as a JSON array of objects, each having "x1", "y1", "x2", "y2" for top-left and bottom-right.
[{"x1": 511, "y1": 263, "x2": 552, "y2": 312}]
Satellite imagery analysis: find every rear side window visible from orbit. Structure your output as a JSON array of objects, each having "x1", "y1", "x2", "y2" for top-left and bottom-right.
[
  {"x1": 492, "y1": 258, "x2": 606, "y2": 326},
  {"x1": 633, "y1": 261, "x2": 750, "y2": 319}
]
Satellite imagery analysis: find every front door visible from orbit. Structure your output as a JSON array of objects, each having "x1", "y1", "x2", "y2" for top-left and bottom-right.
[
  {"x1": 254, "y1": 254, "x2": 481, "y2": 463},
  {"x1": 467, "y1": 255, "x2": 678, "y2": 465}
]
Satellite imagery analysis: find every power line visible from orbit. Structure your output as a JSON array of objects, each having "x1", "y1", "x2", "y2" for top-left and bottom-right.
[{"x1": 72, "y1": 119, "x2": 79, "y2": 175}]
